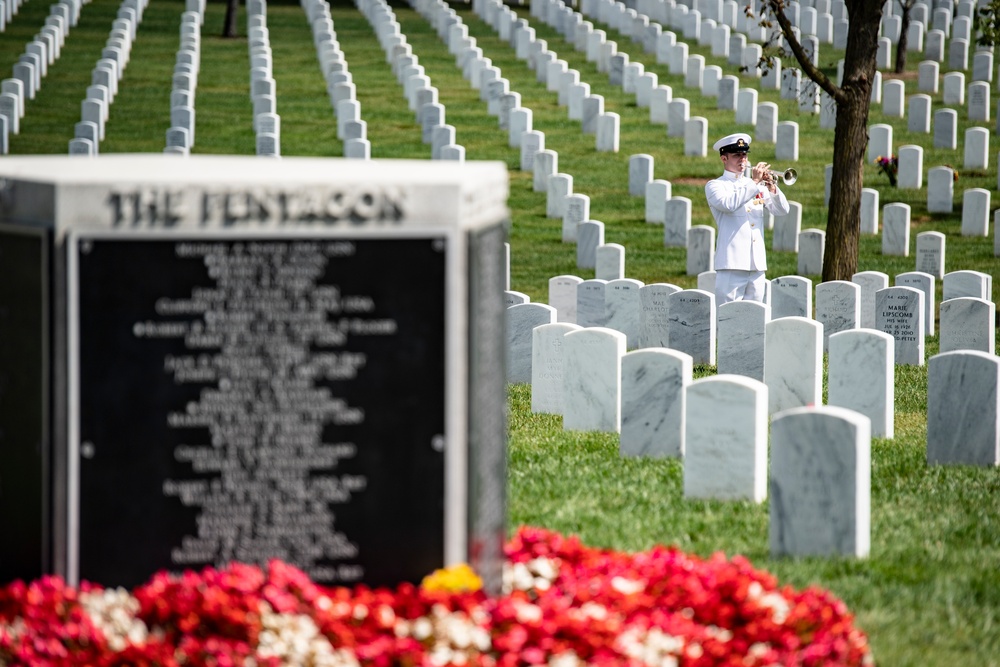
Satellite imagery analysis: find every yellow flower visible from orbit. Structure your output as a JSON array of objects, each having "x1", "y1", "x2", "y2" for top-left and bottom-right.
[{"x1": 420, "y1": 563, "x2": 483, "y2": 593}]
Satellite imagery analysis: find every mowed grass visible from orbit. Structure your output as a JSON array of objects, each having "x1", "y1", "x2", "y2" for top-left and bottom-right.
[{"x1": 4, "y1": 0, "x2": 1000, "y2": 665}]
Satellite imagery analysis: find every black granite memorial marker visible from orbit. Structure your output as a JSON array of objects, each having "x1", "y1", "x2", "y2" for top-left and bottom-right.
[
  {"x1": 0, "y1": 154, "x2": 509, "y2": 592},
  {"x1": 0, "y1": 224, "x2": 51, "y2": 583}
]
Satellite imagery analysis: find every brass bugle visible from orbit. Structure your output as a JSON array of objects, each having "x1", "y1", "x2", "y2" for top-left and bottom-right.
[{"x1": 766, "y1": 167, "x2": 797, "y2": 185}]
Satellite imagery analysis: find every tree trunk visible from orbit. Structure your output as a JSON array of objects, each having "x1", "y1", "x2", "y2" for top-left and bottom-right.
[
  {"x1": 895, "y1": 5, "x2": 911, "y2": 73},
  {"x1": 823, "y1": 1, "x2": 884, "y2": 281},
  {"x1": 223, "y1": 0, "x2": 239, "y2": 38}
]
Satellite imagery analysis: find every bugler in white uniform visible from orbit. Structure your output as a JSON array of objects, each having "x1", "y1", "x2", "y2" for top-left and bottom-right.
[{"x1": 705, "y1": 133, "x2": 790, "y2": 304}]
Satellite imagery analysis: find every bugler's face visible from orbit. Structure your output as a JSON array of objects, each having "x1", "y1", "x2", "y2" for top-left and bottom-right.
[{"x1": 721, "y1": 151, "x2": 748, "y2": 174}]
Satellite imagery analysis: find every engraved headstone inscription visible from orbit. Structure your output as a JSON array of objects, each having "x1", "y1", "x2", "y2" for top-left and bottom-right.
[{"x1": 0, "y1": 155, "x2": 510, "y2": 591}]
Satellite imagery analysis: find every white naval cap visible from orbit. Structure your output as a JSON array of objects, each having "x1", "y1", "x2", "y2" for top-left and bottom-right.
[{"x1": 713, "y1": 132, "x2": 752, "y2": 155}]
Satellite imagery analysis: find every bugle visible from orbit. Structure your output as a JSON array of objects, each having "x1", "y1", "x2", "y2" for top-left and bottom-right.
[{"x1": 765, "y1": 167, "x2": 797, "y2": 185}]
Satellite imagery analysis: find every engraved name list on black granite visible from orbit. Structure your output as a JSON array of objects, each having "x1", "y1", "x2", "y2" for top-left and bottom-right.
[{"x1": 74, "y1": 236, "x2": 446, "y2": 588}]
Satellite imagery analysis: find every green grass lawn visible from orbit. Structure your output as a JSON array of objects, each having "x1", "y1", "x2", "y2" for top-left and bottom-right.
[{"x1": 4, "y1": 0, "x2": 1000, "y2": 665}]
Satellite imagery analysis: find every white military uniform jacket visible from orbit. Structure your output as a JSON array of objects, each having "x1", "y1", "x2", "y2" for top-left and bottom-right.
[{"x1": 705, "y1": 171, "x2": 790, "y2": 271}]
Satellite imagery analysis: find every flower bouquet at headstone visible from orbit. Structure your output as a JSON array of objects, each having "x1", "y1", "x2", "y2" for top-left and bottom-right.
[
  {"x1": 0, "y1": 527, "x2": 873, "y2": 666},
  {"x1": 873, "y1": 154, "x2": 898, "y2": 186}
]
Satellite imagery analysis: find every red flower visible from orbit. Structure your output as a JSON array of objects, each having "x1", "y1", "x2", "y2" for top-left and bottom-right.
[{"x1": 0, "y1": 528, "x2": 871, "y2": 666}]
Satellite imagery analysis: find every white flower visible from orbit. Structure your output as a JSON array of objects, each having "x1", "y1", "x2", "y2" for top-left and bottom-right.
[
  {"x1": 610, "y1": 576, "x2": 645, "y2": 596},
  {"x1": 706, "y1": 625, "x2": 733, "y2": 642},
  {"x1": 79, "y1": 587, "x2": 148, "y2": 652},
  {"x1": 413, "y1": 616, "x2": 434, "y2": 640},
  {"x1": 510, "y1": 562, "x2": 536, "y2": 591},
  {"x1": 579, "y1": 602, "x2": 608, "y2": 621},
  {"x1": 429, "y1": 645, "x2": 455, "y2": 666},
  {"x1": 616, "y1": 626, "x2": 683, "y2": 667},
  {"x1": 472, "y1": 626, "x2": 492, "y2": 651},
  {"x1": 758, "y1": 593, "x2": 791, "y2": 624},
  {"x1": 376, "y1": 604, "x2": 395, "y2": 627},
  {"x1": 514, "y1": 600, "x2": 543, "y2": 624},
  {"x1": 528, "y1": 557, "x2": 559, "y2": 582},
  {"x1": 549, "y1": 650, "x2": 581, "y2": 667},
  {"x1": 256, "y1": 604, "x2": 360, "y2": 667}
]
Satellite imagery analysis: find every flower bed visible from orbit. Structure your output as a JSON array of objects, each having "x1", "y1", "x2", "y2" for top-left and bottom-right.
[{"x1": 0, "y1": 527, "x2": 871, "y2": 666}]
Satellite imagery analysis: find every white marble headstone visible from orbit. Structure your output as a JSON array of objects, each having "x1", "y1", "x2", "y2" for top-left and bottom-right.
[
  {"x1": 717, "y1": 300, "x2": 769, "y2": 381},
  {"x1": 604, "y1": 277, "x2": 642, "y2": 347},
  {"x1": 645, "y1": 179, "x2": 671, "y2": 224},
  {"x1": 851, "y1": 270, "x2": 889, "y2": 329},
  {"x1": 875, "y1": 286, "x2": 925, "y2": 365},
  {"x1": 663, "y1": 197, "x2": 691, "y2": 247},
  {"x1": 531, "y1": 322, "x2": 582, "y2": 414},
  {"x1": 684, "y1": 375, "x2": 768, "y2": 502},
  {"x1": 943, "y1": 270, "x2": 991, "y2": 301},
  {"x1": 765, "y1": 316, "x2": 823, "y2": 413},
  {"x1": 686, "y1": 225, "x2": 714, "y2": 276},
  {"x1": 576, "y1": 279, "x2": 608, "y2": 328},
  {"x1": 628, "y1": 153, "x2": 653, "y2": 197},
  {"x1": 596, "y1": 112, "x2": 620, "y2": 152},
  {"x1": 666, "y1": 289, "x2": 716, "y2": 365},
  {"x1": 895, "y1": 271, "x2": 937, "y2": 336},
  {"x1": 639, "y1": 283, "x2": 681, "y2": 348},
  {"x1": 770, "y1": 275, "x2": 812, "y2": 319},
  {"x1": 504, "y1": 290, "x2": 530, "y2": 307},
  {"x1": 927, "y1": 350, "x2": 1000, "y2": 466},
  {"x1": 548, "y1": 275, "x2": 583, "y2": 323},
  {"x1": 932, "y1": 109, "x2": 958, "y2": 151},
  {"x1": 546, "y1": 173, "x2": 572, "y2": 219},
  {"x1": 533, "y1": 149, "x2": 557, "y2": 193},
  {"x1": 915, "y1": 231, "x2": 945, "y2": 280},
  {"x1": 595, "y1": 244, "x2": 625, "y2": 282},
  {"x1": 828, "y1": 329, "x2": 895, "y2": 438},
  {"x1": 581, "y1": 95, "x2": 604, "y2": 134},
  {"x1": 939, "y1": 298, "x2": 996, "y2": 355},
  {"x1": 797, "y1": 229, "x2": 825, "y2": 276},
  {"x1": 961, "y1": 187, "x2": 990, "y2": 236},
  {"x1": 562, "y1": 327, "x2": 626, "y2": 432},
  {"x1": 666, "y1": 98, "x2": 689, "y2": 138},
  {"x1": 815, "y1": 280, "x2": 860, "y2": 351},
  {"x1": 897, "y1": 144, "x2": 923, "y2": 189},
  {"x1": 577, "y1": 220, "x2": 604, "y2": 269},
  {"x1": 882, "y1": 202, "x2": 911, "y2": 256},
  {"x1": 506, "y1": 302, "x2": 557, "y2": 383},
  {"x1": 770, "y1": 406, "x2": 871, "y2": 557},
  {"x1": 757, "y1": 102, "x2": 778, "y2": 143},
  {"x1": 562, "y1": 194, "x2": 589, "y2": 243},
  {"x1": 519, "y1": 130, "x2": 544, "y2": 172},
  {"x1": 772, "y1": 201, "x2": 802, "y2": 250}
]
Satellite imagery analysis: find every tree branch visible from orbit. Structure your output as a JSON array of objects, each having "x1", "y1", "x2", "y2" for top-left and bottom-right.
[{"x1": 765, "y1": 0, "x2": 845, "y2": 105}]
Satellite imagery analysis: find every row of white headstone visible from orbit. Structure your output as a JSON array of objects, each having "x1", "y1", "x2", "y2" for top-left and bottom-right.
[
  {"x1": 0, "y1": 0, "x2": 82, "y2": 154},
  {"x1": 0, "y1": 0, "x2": 24, "y2": 32},
  {"x1": 618, "y1": 152, "x2": 1000, "y2": 264},
  {"x1": 467, "y1": 0, "x2": 994, "y2": 247},
  {"x1": 575, "y1": 0, "x2": 1000, "y2": 183},
  {"x1": 363, "y1": 0, "x2": 468, "y2": 161},
  {"x1": 69, "y1": 0, "x2": 148, "y2": 156},
  {"x1": 162, "y1": 3, "x2": 202, "y2": 155},
  {"x1": 536, "y1": 158, "x2": 995, "y2": 296},
  {"x1": 506, "y1": 267, "x2": 994, "y2": 373},
  {"x1": 509, "y1": 302, "x2": 998, "y2": 555},
  {"x1": 473, "y1": 0, "x2": 996, "y2": 369},
  {"x1": 247, "y1": 0, "x2": 280, "y2": 157}
]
